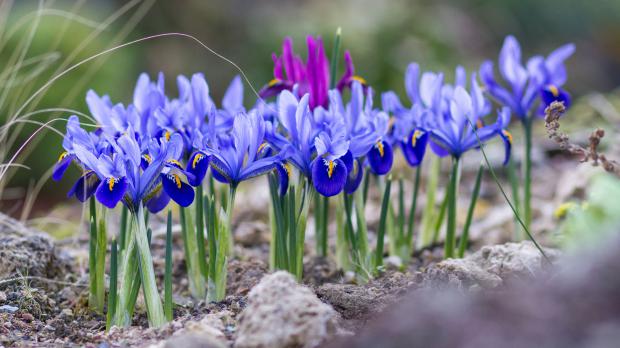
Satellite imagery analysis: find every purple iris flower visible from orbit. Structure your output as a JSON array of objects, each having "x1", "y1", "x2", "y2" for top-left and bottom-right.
[
  {"x1": 259, "y1": 36, "x2": 366, "y2": 110},
  {"x1": 480, "y1": 35, "x2": 575, "y2": 119}
]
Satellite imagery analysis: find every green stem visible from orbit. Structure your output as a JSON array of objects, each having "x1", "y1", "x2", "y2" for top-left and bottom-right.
[
  {"x1": 208, "y1": 187, "x2": 236, "y2": 302},
  {"x1": 134, "y1": 205, "x2": 165, "y2": 327},
  {"x1": 112, "y1": 218, "x2": 137, "y2": 327},
  {"x1": 420, "y1": 155, "x2": 440, "y2": 247},
  {"x1": 335, "y1": 197, "x2": 350, "y2": 271},
  {"x1": 329, "y1": 27, "x2": 342, "y2": 89},
  {"x1": 106, "y1": 239, "x2": 118, "y2": 330},
  {"x1": 431, "y1": 192, "x2": 448, "y2": 245},
  {"x1": 196, "y1": 185, "x2": 208, "y2": 280},
  {"x1": 164, "y1": 210, "x2": 173, "y2": 322},
  {"x1": 405, "y1": 167, "x2": 422, "y2": 249},
  {"x1": 374, "y1": 177, "x2": 392, "y2": 272},
  {"x1": 508, "y1": 157, "x2": 522, "y2": 240},
  {"x1": 95, "y1": 209, "x2": 107, "y2": 314},
  {"x1": 522, "y1": 117, "x2": 533, "y2": 236},
  {"x1": 88, "y1": 197, "x2": 100, "y2": 312},
  {"x1": 180, "y1": 205, "x2": 206, "y2": 300},
  {"x1": 119, "y1": 205, "x2": 128, "y2": 250},
  {"x1": 444, "y1": 157, "x2": 461, "y2": 259},
  {"x1": 353, "y1": 186, "x2": 370, "y2": 272},
  {"x1": 457, "y1": 163, "x2": 483, "y2": 258}
]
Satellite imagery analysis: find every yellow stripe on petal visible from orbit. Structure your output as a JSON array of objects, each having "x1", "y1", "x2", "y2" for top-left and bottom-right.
[
  {"x1": 548, "y1": 85, "x2": 559, "y2": 97},
  {"x1": 284, "y1": 162, "x2": 292, "y2": 179},
  {"x1": 57, "y1": 151, "x2": 68, "y2": 163},
  {"x1": 327, "y1": 160, "x2": 335, "y2": 178},
  {"x1": 165, "y1": 131, "x2": 171, "y2": 141},
  {"x1": 376, "y1": 141, "x2": 385, "y2": 157},
  {"x1": 268, "y1": 78, "x2": 281, "y2": 87},
  {"x1": 142, "y1": 154, "x2": 152, "y2": 164},
  {"x1": 173, "y1": 174, "x2": 182, "y2": 189},
  {"x1": 502, "y1": 130, "x2": 513, "y2": 144},
  {"x1": 192, "y1": 153, "x2": 204, "y2": 169},
  {"x1": 352, "y1": 75, "x2": 367, "y2": 85},
  {"x1": 168, "y1": 159, "x2": 183, "y2": 167},
  {"x1": 411, "y1": 130, "x2": 423, "y2": 147},
  {"x1": 108, "y1": 178, "x2": 116, "y2": 191}
]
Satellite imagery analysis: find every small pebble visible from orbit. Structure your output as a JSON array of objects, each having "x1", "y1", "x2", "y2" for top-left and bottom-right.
[
  {"x1": 44, "y1": 325, "x2": 55, "y2": 331},
  {"x1": 0, "y1": 305, "x2": 18, "y2": 313},
  {"x1": 20, "y1": 313, "x2": 34, "y2": 322},
  {"x1": 0, "y1": 291, "x2": 6, "y2": 302}
]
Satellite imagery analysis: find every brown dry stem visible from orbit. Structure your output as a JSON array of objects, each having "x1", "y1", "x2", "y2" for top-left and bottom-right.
[{"x1": 544, "y1": 101, "x2": 620, "y2": 177}]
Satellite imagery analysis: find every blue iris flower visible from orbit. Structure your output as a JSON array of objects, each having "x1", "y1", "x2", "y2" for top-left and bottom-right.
[
  {"x1": 200, "y1": 109, "x2": 291, "y2": 189},
  {"x1": 480, "y1": 35, "x2": 575, "y2": 119},
  {"x1": 425, "y1": 79, "x2": 512, "y2": 163}
]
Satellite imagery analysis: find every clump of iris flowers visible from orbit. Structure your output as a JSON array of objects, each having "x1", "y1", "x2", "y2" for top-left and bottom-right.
[{"x1": 52, "y1": 33, "x2": 570, "y2": 327}]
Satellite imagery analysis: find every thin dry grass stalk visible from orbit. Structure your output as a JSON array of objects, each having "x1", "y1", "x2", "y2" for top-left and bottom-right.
[{"x1": 545, "y1": 101, "x2": 620, "y2": 177}]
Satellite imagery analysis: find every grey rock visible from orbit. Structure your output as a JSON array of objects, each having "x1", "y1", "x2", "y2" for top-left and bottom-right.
[
  {"x1": 420, "y1": 241, "x2": 558, "y2": 290},
  {"x1": 0, "y1": 305, "x2": 18, "y2": 313},
  {"x1": 323, "y1": 235, "x2": 620, "y2": 348},
  {"x1": 0, "y1": 213, "x2": 71, "y2": 279},
  {"x1": 163, "y1": 333, "x2": 226, "y2": 348},
  {"x1": 235, "y1": 271, "x2": 340, "y2": 348}
]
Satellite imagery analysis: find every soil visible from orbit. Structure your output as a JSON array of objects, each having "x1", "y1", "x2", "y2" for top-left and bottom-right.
[{"x1": 0, "y1": 146, "x2": 598, "y2": 347}]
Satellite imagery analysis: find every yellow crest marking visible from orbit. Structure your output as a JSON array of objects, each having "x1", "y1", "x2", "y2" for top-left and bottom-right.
[
  {"x1": 142, "y1": 154, "x2": 152, "y2": 164},
  {"x1": 57, "y1": 152, "x2": 68, "y2": 163},
  {"x1": 268, "y1": 78, "x2": 281, "y2": 87},
  {"x1": 411, "y1": 130, "x2": 423, "y2": 147},
  {"x1": 502, "y1": 130, "x2": 513, "y2": 144},
  {"x1": 327, "y1": 160, "x2": 335, "y2": 178},
  {"x1": 173, "y1": 174, "x2": 182, "y2": 189},
  {"x1": 165, "y1": 131, "x2": 171, "y2": 141},
  {"x1": 352, "y1": 75, "x2": 367, "y2": 85},
  {"x1": 548, "y1": 85, "x2": 559, "y2": 98},
  {"x1": 376, "y1": 141, "x2": 385, "y2": 157},
  {"x1": 108, "y1": 178, "x2": 116, "y2": 191},
  {"x1": 192, "y1": 153, "x2": 204, "y2": 169}
]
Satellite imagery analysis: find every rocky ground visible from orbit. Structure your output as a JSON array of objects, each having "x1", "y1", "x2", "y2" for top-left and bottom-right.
[
  {"x1": 0, "y1": 207, "x2": 560, "y2": 348},
  {"x1": 0, "y1": 144, "x2": 611, "y2": 347}
]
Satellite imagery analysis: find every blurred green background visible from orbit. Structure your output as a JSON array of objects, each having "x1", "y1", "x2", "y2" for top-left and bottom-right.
[{"x1": 1, "y1": 0, "x2": 620, "y2": 218}]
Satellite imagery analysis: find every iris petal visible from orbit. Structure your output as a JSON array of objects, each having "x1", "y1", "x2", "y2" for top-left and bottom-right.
[
  {"x1": 146, "y1": 186, "x2": 171, "y2": 213},
  {"x1": 541, "y1": 85, "x2": 571, "y2": 109},
  {"x1": 275, "y1": 162, "x2": 291, "y2": 196},
  {"x1": 95, "y1": 177, "x2": 128, "y2": 209},
  {"x1": 367, "y1": 140, "x2": 393, "y2": 175},
  {"x1": 344, "y1": 159, "x2": 364, "y2": 194},
  {"x1": 52, "y1": 152, "x2": 73, "y2": 181},
  {"x1": 312, "y1": 158, "x2": 347, "y2": 197},
  {"x1": 186, "y1": 151, "x2": 210, "y2": 186},
  {"x1": 67, "y1": 171, "x2": 100, "y2": 202},
  {"x1": 499, "y1": 129, "x2": 513, "y2": 166},
  {"x1": 400, "y1": 129, "x2": 429, "y2": 167},
  {"x1": 161, "y1": 173, "x2": 195, "y2": 207}
]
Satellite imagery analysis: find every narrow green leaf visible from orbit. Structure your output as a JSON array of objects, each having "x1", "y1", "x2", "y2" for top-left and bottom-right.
[
  {"x1": 375, "y1": 177, "x2": 392, "y2": 271},
  {"x1": 164, "y1": 210, "x2": 173, "y2": 321},
  {"x1": 329, "y1": 27, "x2": 342, "y2": 89},
  {"x1": 106, "y1": 239, "x2": 118, "y2": 330},
  {"x1": 458, "y1": 164, "x2": 484, "y2": 258}
]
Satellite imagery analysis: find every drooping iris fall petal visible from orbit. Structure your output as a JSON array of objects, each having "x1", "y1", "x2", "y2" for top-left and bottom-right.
[
  {"x1": 96, "y1": 177, "x2": 128, "y2": 209},
  {"x1": 312, "y1": 158, "x2": 347, "y2": 197},
  {"x1": 367, "y1": 140, "x2": 393, "y2": 175},
  {"x1": 161, "y1": 173, "x2": 194, "y2": 207}
]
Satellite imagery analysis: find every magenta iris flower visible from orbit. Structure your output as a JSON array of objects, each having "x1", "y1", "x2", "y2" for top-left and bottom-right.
[{"x1": 259, "y1": 36, "x2": 365, "y2": 110}]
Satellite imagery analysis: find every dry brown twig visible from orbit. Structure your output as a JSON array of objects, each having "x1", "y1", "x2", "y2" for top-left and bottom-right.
[{"x1": 545, "y1": 101, "x2": 620, "y2": 177}]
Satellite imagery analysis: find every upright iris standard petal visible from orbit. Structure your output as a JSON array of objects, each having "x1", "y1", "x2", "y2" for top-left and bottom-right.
[
  {"x1": 367, "y1": 140, "x2": 393, "y2": 175},
  {"x1": 67, "y1": 170, "x2": 100, "y2": 202},
  {"x1": 145, "y1": 186, "x2": 171, "y2": 213},
  {"x1": 161, "y1": 173, "x2": 194, "y2": 207},
  {"x1": 541, "y1": 84, "x2": 571, "y2": 109},
  {"x1": 186, "y1": 151, "x2": 210, "y2": 186},
  {"x1": 400, "y1": 129, "x2": 429, "y2": 167},
  {"x1": 312, "y1": 158, "x2": 347, "y2": 197},
  {"x1": 344, "y1": 159, "x2": 364, "y2": 194},
  {"x1": 53, "y1": 152, "x2": 73, "y2": 181},
  {"x1": 96, "y1": 177, "x2": 128, "y2": 209}
]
